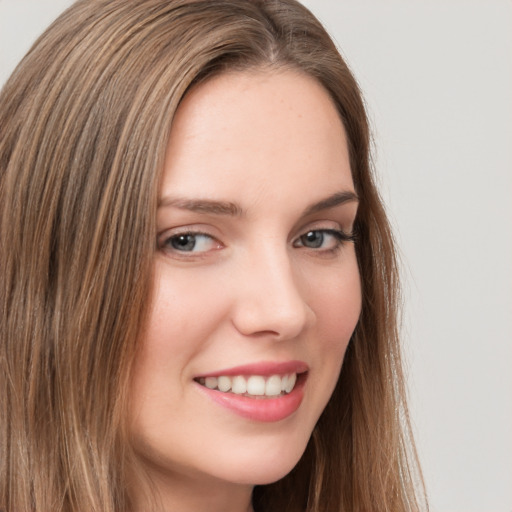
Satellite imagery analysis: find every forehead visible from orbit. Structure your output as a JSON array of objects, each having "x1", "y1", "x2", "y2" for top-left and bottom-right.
[{"x1": 161, "y1": 69, "x2": 353, "y2": 207}]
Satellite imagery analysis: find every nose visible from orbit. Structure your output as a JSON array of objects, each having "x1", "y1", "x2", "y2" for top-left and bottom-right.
[{"x1": 230, "y1": 246, "x2": 314, "y2": 341}]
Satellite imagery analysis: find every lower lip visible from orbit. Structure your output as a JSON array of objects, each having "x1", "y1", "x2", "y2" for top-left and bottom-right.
[{"x1": 195, "y1": 374, "x2": 307, "y2": 422}]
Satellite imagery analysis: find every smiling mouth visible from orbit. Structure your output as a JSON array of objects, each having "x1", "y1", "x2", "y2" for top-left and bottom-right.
[{"x1": 195, "y1": 373, "x2": 301, "y2": 398}]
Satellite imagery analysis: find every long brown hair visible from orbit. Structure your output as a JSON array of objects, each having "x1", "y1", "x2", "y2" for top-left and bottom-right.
[{"x1": 0, "y1": 1, "x2": 427, "y2": 510}]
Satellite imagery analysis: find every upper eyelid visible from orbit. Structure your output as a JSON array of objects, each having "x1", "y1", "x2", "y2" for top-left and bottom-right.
[
  {"x1": 157, "y1": 224, "x2": 220, "y2": 239},
  {"x1": 158, "y1": 224, "x2": 350, "y2": 239},
  {"x1": 292, "y1": 219, "x2": 352, "y2": 238},
  {"x1": 157, "y1": 206, "x2": 355, "y2": 232}
]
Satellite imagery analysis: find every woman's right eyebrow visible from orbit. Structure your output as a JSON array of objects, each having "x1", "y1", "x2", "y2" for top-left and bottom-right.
[{"x1": 157, "y1": 197, "x2": 244, "y2": 216}]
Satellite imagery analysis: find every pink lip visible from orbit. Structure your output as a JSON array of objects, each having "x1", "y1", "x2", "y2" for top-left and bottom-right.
[
  {"x1": 194, "y1": 361, "x2": 309, "y2": 423},
  {"x1": 196, "y1": 360, "x2": 309, "y2": 378},
  {"x1": 195, "y1": 372, "x2": 307, "y2": 422}
]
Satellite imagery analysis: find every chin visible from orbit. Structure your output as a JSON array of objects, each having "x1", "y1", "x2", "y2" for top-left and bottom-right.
[{"x1": 210, "y1": 430, "x2": 311, "y2": 486}]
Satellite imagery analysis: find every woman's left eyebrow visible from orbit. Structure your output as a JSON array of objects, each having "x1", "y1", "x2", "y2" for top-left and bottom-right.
[{"x1": 302, "y1": 190, "x2": 359, "y2": 216}]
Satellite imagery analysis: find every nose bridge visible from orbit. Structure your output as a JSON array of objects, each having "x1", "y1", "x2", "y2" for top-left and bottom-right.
[{"x1": 231, "y1": 240, "x2": 312, "y2": 339}]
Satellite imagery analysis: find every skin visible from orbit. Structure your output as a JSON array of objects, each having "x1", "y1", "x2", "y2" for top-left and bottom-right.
[{"x1": 129, "y1": 69, "x2": 362, "y2": 512}]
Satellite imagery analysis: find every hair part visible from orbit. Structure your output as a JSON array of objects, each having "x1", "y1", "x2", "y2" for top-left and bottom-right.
[{"x1": 0, "y1": 1, "x2": 427, "y2": 511}]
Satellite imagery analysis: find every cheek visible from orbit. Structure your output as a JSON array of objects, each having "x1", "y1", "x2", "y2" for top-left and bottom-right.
[
  {"x1": 295, "y1": 256, "x2": 361, "y2": 432},
  {"x1": 311, "y1": 256, "x2": 362, "y2": 345},
  {"x1": 308, "y1": 255, "x2": 361, "y2": 392},
  {"x1": 141, "y1": 265, "x2": 223, "y2": 359},
  {"x1": 129, "y1": 268, "x2": 216, "y2": 409}
]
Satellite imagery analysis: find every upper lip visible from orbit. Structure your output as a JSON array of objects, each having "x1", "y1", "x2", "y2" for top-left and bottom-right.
[{"x1": 196, "y1": 360, "x2": 309, "y2": 378}]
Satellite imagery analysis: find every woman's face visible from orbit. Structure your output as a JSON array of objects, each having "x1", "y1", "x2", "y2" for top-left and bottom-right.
[{"x1": 130, "y1": 69, "x2": 361, "y2": 501}]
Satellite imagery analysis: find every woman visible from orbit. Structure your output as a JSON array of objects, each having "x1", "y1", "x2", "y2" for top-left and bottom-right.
[{"x1": 0, "y1": 0, "x2": 427, "y2": 511}]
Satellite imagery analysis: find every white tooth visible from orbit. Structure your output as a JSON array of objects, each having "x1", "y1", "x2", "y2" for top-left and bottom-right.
[
  {"x1": 205, "y1": 377, "x2": 218, "y2": 389},
  {"x1": 217, "y1": 376, "x2": 232, "y2": 392},
  {"x1": 284, "y1": 373, "x2": 296, "y2": 393},
  {"x1": 231, "y1": 376, "x2": 247, "y2": 394},
  {"x1": 247, "y1": 375, "x2": 265, "y2": 395},
  {"x1": 265, "y1": 375, "x2": 282, "y2": 396},
  {"x1": 281, "y1": 374, "x2": 289, "y2": 392}
]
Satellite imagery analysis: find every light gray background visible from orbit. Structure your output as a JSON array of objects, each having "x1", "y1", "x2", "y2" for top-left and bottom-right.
[{"x1": 1, "y1": 1, "x2": 511, "y2": 511}]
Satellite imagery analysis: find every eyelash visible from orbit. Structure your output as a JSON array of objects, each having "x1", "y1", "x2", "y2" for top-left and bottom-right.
[
  {"x1": 157, "y1": 228, "x2": 355, "y2": 259},
  {"x1": 159, "y1": 232, "x2": 221, "y2": 256},
  {"x1": 293, "y1": 229, "x2": 356, "y2": 252}
]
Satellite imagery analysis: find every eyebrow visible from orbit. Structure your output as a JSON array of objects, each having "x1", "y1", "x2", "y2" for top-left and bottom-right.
[
  {"x1": 302, "y1": 190, "x2": 359, "y2": 216},
  {"x1": 158, "y1": 197, "x2": 243, "y2": 216},
  {"x1": 157, "y1": 190, "x2": 358, "y2": 217}
]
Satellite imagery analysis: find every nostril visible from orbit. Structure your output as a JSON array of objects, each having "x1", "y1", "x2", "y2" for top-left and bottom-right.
[{"x1": 231, "y1": 300, "x2": 313, "y2": 340}]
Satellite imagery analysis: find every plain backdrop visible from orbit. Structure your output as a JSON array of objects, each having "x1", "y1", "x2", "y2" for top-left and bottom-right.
[{"x1": 1, "y1": 1, "x2": 511, "y2": 511}]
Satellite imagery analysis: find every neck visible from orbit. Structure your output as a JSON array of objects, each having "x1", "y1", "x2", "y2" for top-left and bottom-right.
[{"x1": 129, "y1": 467, "x2": 255, "y2": 512}]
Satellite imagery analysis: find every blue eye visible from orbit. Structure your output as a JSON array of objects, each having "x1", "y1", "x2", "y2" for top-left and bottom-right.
[
  {"x1": 163, "y1": 233, "x2": 218, "y2": 253},
  {"x1": 299, "y1": 231, "x2": 326, "y2": 248},
  {"x1": 294, "y1": 229, "x2": 354, "y2": 250}
]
